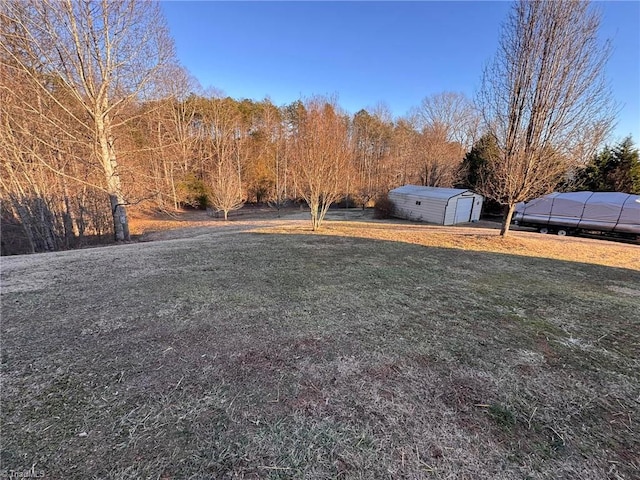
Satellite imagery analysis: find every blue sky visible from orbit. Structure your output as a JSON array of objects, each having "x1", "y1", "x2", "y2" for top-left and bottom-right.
[{"x1": 161, "y1": 1, "x2": 639, "y2": 144}]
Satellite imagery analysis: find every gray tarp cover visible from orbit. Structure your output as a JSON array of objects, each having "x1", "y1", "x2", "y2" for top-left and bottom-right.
[{"x1": 515, "y1": 192, "x2": 640, "y2": 234}]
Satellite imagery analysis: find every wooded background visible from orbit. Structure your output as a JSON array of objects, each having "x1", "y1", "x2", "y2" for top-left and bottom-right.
[{"x1": 1, "y1": 0, "x2": 638, "y2": 254}]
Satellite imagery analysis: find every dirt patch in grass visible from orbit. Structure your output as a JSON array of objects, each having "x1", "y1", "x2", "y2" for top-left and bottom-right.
[{"x1": 2, "y1": 214, "x2": 639, "y2": 479}]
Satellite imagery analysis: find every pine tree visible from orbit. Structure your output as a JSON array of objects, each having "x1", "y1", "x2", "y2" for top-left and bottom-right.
[
  {"x1": 578, "y1": 137, "x2": 640, "y2": 193},
  {"x1": 458, "y1": 134, "x2": 499, "y2": 190},
  {"x1": 610, "y1": 137, "x2": 640, "y2": 193}
]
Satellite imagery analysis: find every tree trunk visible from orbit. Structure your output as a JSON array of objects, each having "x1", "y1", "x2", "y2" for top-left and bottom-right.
[
  {"x1": 97, "y1": 115, "x2": 130, "y2": 241},
  {"x1": 170, "y1": 167, "x2": 179, "y2": 210},
  {"x1": 500, "y1": 203, "x2": 516, "y2": 236},
  {"x1": 12, "y1": 198, "x2": 36, "y2": 254},
  {"x1": 62, "y1": 197, "x2": 75, "y2": 248},
  {"x1": 108, "y1": 192, "x2": 130, "y2": 241},
  {"x1": 61, "y1": 174, "x2": 79, "y2": 243},
  {"x1": 310, "y1": 202, "x2": 319, "y2": 231},
  {"x1": 75, "y1": 193, "x2": 87, "y2": 244},
  {"x1": 36, "y1": 197, "x2": 56, "y2": 251}
]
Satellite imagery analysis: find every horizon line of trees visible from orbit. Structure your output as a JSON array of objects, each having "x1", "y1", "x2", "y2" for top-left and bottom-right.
[
  {"x1": 2, "y1": 0, "x2": 637, "y2": 255},
  {"x1": 3, "y1": 81, "x2": 636, "y2": 254}
]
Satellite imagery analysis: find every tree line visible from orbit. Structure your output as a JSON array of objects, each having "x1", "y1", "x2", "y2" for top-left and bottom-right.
[{"x1": 1, "y1": 0, "x2": 636, "y2": 254}]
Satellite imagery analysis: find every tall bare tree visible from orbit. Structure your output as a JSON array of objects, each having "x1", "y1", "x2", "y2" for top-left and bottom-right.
[
  {"x1": 0, "y1": 51, "x2": 113, "y2": 252},
  {"x1": 1, "y1": 0, "x2": 176, "y2": 241},
  {"x1": 147, "y1": 66, "x2": 201, "y2": 209},
  {"x1": 415, "y1": 92, "x2": 479, "y2": 150},
  {"x1": 389, "y1": 118, "x2": 420, "y2": 186},
  {"x1": 290, "y1": 98, "x2": 351, "y2": 231},
  {"x1": 351, "y1": 108, "x2": 393, "y2": 208},
  {"x1": 478, "y1": 0, "x2": 614, "y2": 235},
  {"x1": 414, "y1": 124, "x2": 466, "y2": 188},
  {"x1": 193, "y1": 93, "x2": 247, "y2": 219},
  {"x1": 248, "y1": 99, "x2": 286, "y2": 208}
]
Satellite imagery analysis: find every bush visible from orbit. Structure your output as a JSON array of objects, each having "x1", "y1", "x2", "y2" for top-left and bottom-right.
[
  {"x1": 177, "y1": 175, "x2": 210, "y2": 209},
  {"x1": 373, "y1": 193, "x2": 394, "y2": 219}
]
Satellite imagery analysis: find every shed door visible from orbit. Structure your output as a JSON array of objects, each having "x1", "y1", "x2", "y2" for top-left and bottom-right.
[{"x1": 454, "y1": 197, "x2": 474, "y2": 224}]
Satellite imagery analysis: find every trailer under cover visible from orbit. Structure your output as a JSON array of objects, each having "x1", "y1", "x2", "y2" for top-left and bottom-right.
[{"x1": 514, "y1": 192, "x2": 640, "y2": 234}]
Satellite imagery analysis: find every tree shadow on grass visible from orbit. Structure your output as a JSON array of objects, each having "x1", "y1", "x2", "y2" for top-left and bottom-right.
[{"x1": 1, "y1": 231, "x2": 638, "y2": 478}]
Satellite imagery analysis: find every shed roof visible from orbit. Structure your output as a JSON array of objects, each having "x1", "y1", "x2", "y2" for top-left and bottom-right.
[{"x1": 390, "y1": 185, "x2": 473, "y2": 199}]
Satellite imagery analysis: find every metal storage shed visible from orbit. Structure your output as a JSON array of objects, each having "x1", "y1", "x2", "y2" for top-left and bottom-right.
[{"x1": 388, "y1": 185, "x2": 484, "y2": 225}]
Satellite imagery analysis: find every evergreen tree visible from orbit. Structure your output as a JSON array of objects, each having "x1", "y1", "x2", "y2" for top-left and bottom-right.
[
  {"x1": 457, "y1": 133, "x2": 499, "y2": 190},
  {"x1": 457, "y1": 134, "x2": 503, "y2": 215},
  {"x1": 578, "y1": 137, "x2": 640, "y2": 193},
  {"x1": 610, "y1": 137, "x2": 640, "y2": 193}
]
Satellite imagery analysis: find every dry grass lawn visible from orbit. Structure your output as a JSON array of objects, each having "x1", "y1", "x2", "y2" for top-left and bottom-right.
[
  {"x1": 254, "y1": 220, "x2": 639, "y2": 271},
  {"x1": 2, "y1": 210, "x2": 639, "y2": 479}
]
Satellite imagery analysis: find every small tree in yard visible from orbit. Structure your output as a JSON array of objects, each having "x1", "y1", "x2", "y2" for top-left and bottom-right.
[
  {"x1": 209, "y1": 158, "x2": 245, "y2": 220},
  {"x1": 193, "y1": 94, "x2": 247, "y2": 220},
  {"x1": 478, "y1": 0, "x2": 614, "y2": 236},
  {"x1": 290, "y1": 98, "x2": 351, "y2": 231}
]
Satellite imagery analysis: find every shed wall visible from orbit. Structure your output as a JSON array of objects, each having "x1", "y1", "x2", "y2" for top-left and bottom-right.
[
  {"x1": 389, "y1": 187, "x2": 483, "y2": 225},
  {"x1": 388, "y1": 191, "x2": 447, "y2": 223}
]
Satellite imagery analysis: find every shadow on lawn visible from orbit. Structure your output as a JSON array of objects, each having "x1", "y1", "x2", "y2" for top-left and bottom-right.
[{"x1": 1, "y1": 231, "x2": 638, "y2": 479}]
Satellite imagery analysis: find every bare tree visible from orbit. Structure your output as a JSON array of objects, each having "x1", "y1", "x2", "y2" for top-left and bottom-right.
[
  {"x1": 289, "y1": 98, "x2": 351, "y2": 231},
  {"x1": 150, "y1": 66, "x2": 201, "y2": 209},
  {"x1": 194, "y1": 93, "x2": 246, "y2": 219},
  {"x1": 478, "y1": 0, "x2": 614, "y2": 235},
  {"x1": 0, "y1": 54, "x2": 113, "y2": 252},
  {"x1": 249, "y1": 99, "x2": 286, "y2": 209},
  {"x1": 351, "y1": 108, "x2": 393, "y2": 208},
  {"x1": 0, "y1": 0, "x2": 176, "y2": 241},
  {"x1": 415, "y1": 124, "x2": 466, "y2": 188},
  {"x1": 208, "y1": 157, "x2": 245, "y2": 220},
  {"x1": 415, "y1": 92, "x2": 479, "y2": 150},
  {"x1": 389, "y1": 118, "x2": 421, "y2": 186},
  {"x1": 410, "y1": 92, "x2": 479, "y2": 188}
]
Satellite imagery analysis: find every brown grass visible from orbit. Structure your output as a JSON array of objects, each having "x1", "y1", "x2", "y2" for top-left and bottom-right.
[
  {"x1": 254, "y1": 220, "x2": 640, "y2": 270},
  {"x1": 2, "y1": 209, "x2": 638, "y2": 479}
]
